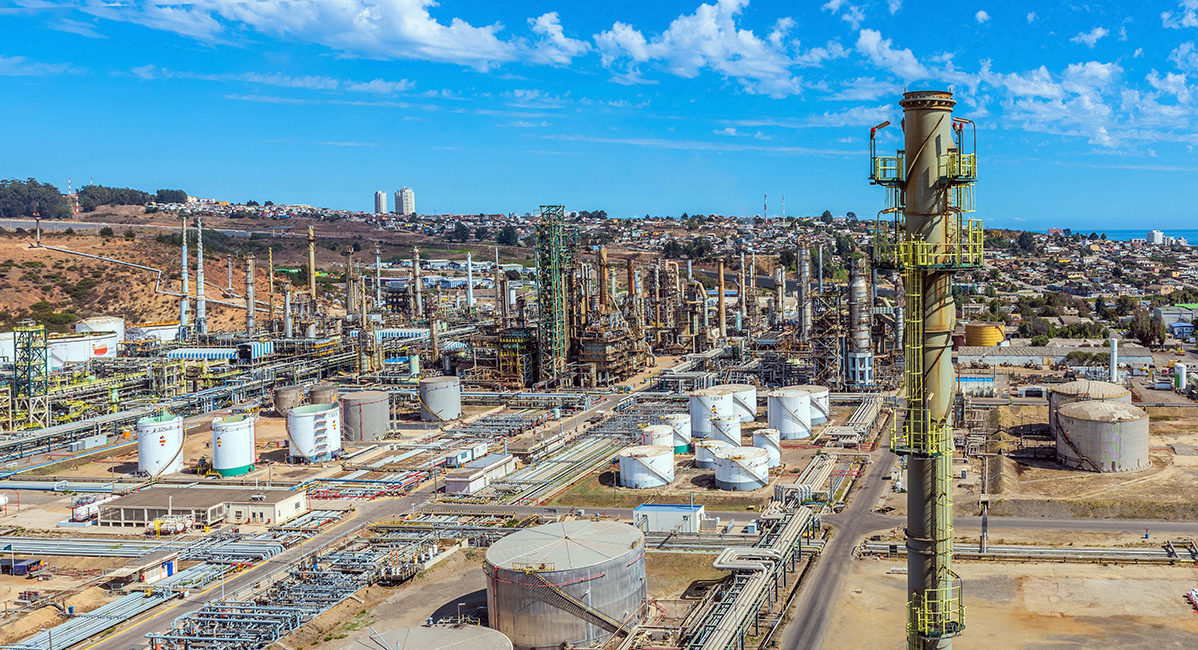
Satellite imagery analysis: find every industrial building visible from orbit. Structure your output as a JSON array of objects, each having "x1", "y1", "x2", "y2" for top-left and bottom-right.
[{"x1": 98, "y1": 488, "x2": 308, "y2": 528}]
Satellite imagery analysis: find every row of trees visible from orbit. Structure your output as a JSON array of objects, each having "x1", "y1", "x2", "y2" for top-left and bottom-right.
[{"x1": 0, "y1": 178, "x2": 71, "y2": 218}]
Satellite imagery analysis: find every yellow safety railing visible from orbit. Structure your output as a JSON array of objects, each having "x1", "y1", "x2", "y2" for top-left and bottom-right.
[
  {"x1": 937, "y1": 152, "x2": 977, "y2": 182},
  {"x1": 949, "y1": 184, "x2": 975, "y2": 213},
  {"x1": 907, "y1": 577, "x2": 965, "y2": 643},
  {"x1": 872, "y1": 154, "x2": 904, "y2": 185},
  {"x1": 873, "y1": 224, "x2": 984, "y2": 270}
]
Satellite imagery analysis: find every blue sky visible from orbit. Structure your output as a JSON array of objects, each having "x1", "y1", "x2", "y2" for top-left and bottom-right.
[{"x1": 3, "y1": 1, "x2": 1198, "y2": 229}]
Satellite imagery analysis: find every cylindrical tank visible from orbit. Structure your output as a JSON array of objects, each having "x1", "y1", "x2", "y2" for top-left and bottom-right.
[
  {"x1": 640, "y1": 424, "x2": 674, "y2": 448},
  {"x1": 662, "y1": 413, "x2": 692, "y2": 453},
  {"x1": 753, "y1": 428, "x2": 781, "y2": 468},
  {"x1": 767, "y1": 388, "x2": 813, "y2": 440},
  {"x1": 849, "y1": 263, "x2": 870, "y2": 353},
  {"x1": 1055, "y1": 401, "x2": 1149, "y2": 473},
  {"x1": 694, "y1": 439, "x2": 729, "y2": 469},
  {"x1": 341, "y1": 391, "x2": 390, "y2": 442},
  {"x1": 722, "y1": 384, "x2": 758, "y2": 423},
  {"x1": 965, "y1": 322, "x2": 1004, "y2": 346},
  {"x1": 1048, "y1": 380, "x2": 1132, "y2": 437},
  {"x1": 366, "y1": 625, "x2": 512, "y2": 650},
  {"x1": 273, "y1": 385, "x2": 305, "y2": 416},
  {"x1": 797, "y1": 385, "x2": 831, "y2": 424},
  {"x1": 137, "y1": 413, "x2": 184, "y2": 477},
  {"x1": 287, "y1": 403, "x2": 341, "y2": 462},
  {"x1": 710, "y1": 415, "x2": 742, "y2": 448},
  {"x1": 211, "y1": 415, "x2": 256, "y2": 477},
  {"x1": 419, "y1": 376, "x2": 462, "y2": 421},
  {"x1": 485, "y1": 521, "x2": 647, "y2": 650},
  {"x1": 618, "y1": 445, "x2": 674, "y2": 489},
  {"x1": 689, "y1": 386, "x2": 735, "y2": 439},
  {"x1": 75, "y1": 316, "x2": 126, "y2": 342},
  {"x1": 310, "y1": 385, "x2": 338, "y2": 405},
  {"x1": 713, "y1": 446, "x2": 769, "y2": 491},
  {"x1": 1177, "y1": 363, "x2": 1188, "y2": 391}
]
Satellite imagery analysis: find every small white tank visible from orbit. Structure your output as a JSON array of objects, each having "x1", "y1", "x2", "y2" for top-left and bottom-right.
[
  {"x1": 689, "y1": 386, "x2": 736, "y2": 439},
  {"x1": 710, "y1": 415, "x2": 742, "y2": 448},
  {"x1": 768, "y1": 388, "x2": 813, "y2": 439},
  {"x1": 694, "y1": 439, "x2": 730, "y2": 469},
  {"x1": 287, "y1": 403, "x2": 341, "y2": 463},
  {"x1": 662, "y1": 413, "x2": 692, "y2": 453},
  {"x1": 137, "y1": 413, "x2": 185, "y2": 477},
  {"x1": 641, "y1": 424, "x2": 674, "y2": 448},
  {"x1": 714, "y1": 446, "x2": 769, "y2": 491},
  {"x1": 211, "y1": 415, "x2": 256, "y2": 477},
  {"x1": 798, "y1": 385, "x2": 831, "y2": 424},
  {"x1": 753, "y1": 428, "x2": 781, "y2": 468},
  {"x1": 419, "y1": 376, "x2": 462, "y2": 421},
  {"x1": 618, "y1": 445, "x2": 675, "y2": 489},
  {"x1": 722, "y1": 384, "x2": 758, "y2": 423}
]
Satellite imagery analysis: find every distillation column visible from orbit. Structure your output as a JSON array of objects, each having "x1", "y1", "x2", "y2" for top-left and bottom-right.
[
  {"x1": 799, "y1": 243, "x2": 811, "y2": 339},
  {"x1": 307, "y1": 226, "x2": 317, "y2": 303},
  {"x1": 179, "y1": 217, "x2": 189, "y2": 337},
  {"x1": 195, "y1": 216, "x2": 207, "y2": 335},
  {"x1": 717, "y1": 260, "x2": 726, "y2": 338},
  {"x1": 847, "y1": 258, "x2": 873, "y2": 387},
  {"x1": 245, "y1": 254, "x2": 256, "y2": 335}
]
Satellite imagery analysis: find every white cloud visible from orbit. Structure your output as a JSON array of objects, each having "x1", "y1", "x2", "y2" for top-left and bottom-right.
[
  {"x1": 132, "y1": 66, "x2": 414, "y2": 94},
  {"x1": 505, "y1": 88, "x2": 566, "y2": 108},
  {"x1": 543, "y1": 133, "x2": 855, "y2": 155},
  {"x1": 888, "y1": 0, "x2": 902, "y2": 14},
  {"x1": 526, "y1": 12, "x2": 590, "y2": 65},
  {"x1": 1135, "y1": 48, "x2": 1144, "y2": 58},
  {"x1": 828, "y1": 76, "x2": 903, "y2": 101},
  {"x1": 714, "y1": 127, "x2": 740, "y2": 135},
  {"x1": 822, "y1": 0, "x2": 865, "y2": 29},
  {"x1": 1119, "y1": 26, "x2": 1128, "y2": 41},
  {"x1": 729, "y1": 105, "x2": 891, "y2": 128},
  {"x1": 1147, "y1": 70, "x2": 1192, "y2": 103},
  {"x1": 0, "y1": 54, "x2": 73, "y2": 76},
  {"x1": 594, "y1": 0, "x2": 805, "y2": 97},
  {"x1": 1070, "y1": 27, "x2": 1109, "y2": 48},
  {"x1": 794, "y1": 41, "x2": 849, "y2": 67},
  {"x1": 856, "y1": 29, "x2": 929, "y2": 80},
  {"x1": 50, "y1": 18, "x2": 107, "y2": 39},
  {"x1": 1027, "y1": 12, "x2": 1037, "y2": 23},
  {"x1": 1171, "y1": 42, "x2": 1198, "y2": 70},
  {"x1": 1162, "y1": 0, "x2": 1198, "y2": 29},
  {"x1": 504, "y1": 120, "x2": 551, "y2": 127},
  {"x1": 975, "y1": 10, "x2": 990, "y2": 24}
]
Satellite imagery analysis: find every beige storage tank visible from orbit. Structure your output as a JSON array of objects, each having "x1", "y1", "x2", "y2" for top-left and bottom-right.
[
  {"x1": 341, "y1": 391, "x2": 389, "y2": 442},
  {"x1": 694, "y1": 439, "x2": 729, "y2": 469},
  {"x1": 713, "y1": 446, "x2": 769, "y2": 491},
  {"x1": 310, "y1": 385, "x2": 338, "y2": 404},
  {"x1": 964, "y1": 322, "x2": 1004, "y2": 346},
  {"x1": 419, "y1": 376, "x2": 462, "y2": 421},
  {"x1": 1055, "y1": 400, "x2": 1149, "y2": 473},
  {"x1": 273, "y1": 385, "x2": 306, "y2": 416},
  {"x1": 1048, "y1": 380, "x2": 1131, "y2": 437},
  {"x1": 618, "y1": 445, "x2": 675, "y2": 488}
]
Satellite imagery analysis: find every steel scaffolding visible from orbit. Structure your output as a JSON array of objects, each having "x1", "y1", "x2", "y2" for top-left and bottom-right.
[
  {"x1": 13, "y1": 320, "x2": 50, "y2": 429},
  {"x1": 535, "y1": 204, "x2": 577, "y2": 387}
]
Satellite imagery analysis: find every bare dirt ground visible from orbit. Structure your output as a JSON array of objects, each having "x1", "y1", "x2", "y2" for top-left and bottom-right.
[
  {"x1": 822, "y1": 560, "x2": 1198, "y2": 650},
  {"x1": 645, "y1": 553, "x2": 727, "y2": 600}
]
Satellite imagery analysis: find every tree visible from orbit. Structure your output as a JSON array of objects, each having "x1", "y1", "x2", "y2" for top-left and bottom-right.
[
  {"x1": 820, "y1": 210, "x2": 833, "y2": 224},
  {"x1": 156, "y1": 189, "x2": 187, "y2": 203},
  {"x1": 450, "y1": 222, "x2": 470, "y2": 243},
  {"x1": 1017, "y1": 231, "x2": 1036, "y2": 252},
  {"x1": 475, "y1": 226, "x2": 489, "y2": 241},
  {"x1": 246, "y1": 200, "x2": 260, "y2": 207},
  {"x1": 1115, "y1": 295, "x2": 1137, "y2": 316},
  {"x1": 1100, "y1": 233, "x2": 1107, "y2": 240},
  {"x1": 496, "y1": 226, "x2": 520, "y2": 246},
  {"x1": 662, "y1": 240, "x2": 684, "y2": 258},
  {"x1": 264, "y1": 201, "x2": 274, "y2": 206},
  {"x1": 1030, "y1": 335, "x2": 1050, "y2": 346},
  {"x1": 124, "y1": 228, "x2": 135, "y2": 241},
  {"x1": 1129, "y1": 308, "x2": 1167, "y2": 347},
  {"x1": 99, "y1": 226, "x2": 114, "y2": 237},
  {"x1": 779, "y1": 249, "x2": 797, "y2": 271},
  {"x1": 504, "y1": 269, "x2": 520, "y2": 281},
  {"x1": 0, "y1": 178, "x2": 71, "y2": 219},
  {"x1": 846, "y1": 211, "x2": 857, "y2": 220}
]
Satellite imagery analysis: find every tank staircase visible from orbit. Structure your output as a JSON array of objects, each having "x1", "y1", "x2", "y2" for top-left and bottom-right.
[
  {"x1": 519, "y1": 569, "x2": 628, "y2": 636},
  {"x1": 1056, "y1": 427, "x2": 1102, "y2": 473}
]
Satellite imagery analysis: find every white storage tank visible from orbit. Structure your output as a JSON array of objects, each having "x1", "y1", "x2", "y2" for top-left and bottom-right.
[
  {"x1": 75, "y1": 316, "x2": 126, "y2": 342},
  {"x1": 137, "y1": 413, "x2": 185, "y2": 477},
  {"x1": 1056, "y1": 400, "x2": 1149, "y2": 473},
  {"x1": 694, "y1": 439, "x2": 729, "y2": 469},
  {"x1": 722, "y1": 383, "x2": 758, "y2": 423},
  {"x1": 618, "y1": 445, "x2": 675, "y2": 489},
  {"x1": 662, "y1": 413, "x2": 692, "y2": 453},
  {"x1": 485, "y1": 521, "x2": 647, "y2": 650},
  {"x1": 753, "y1": 428, "x2": 781, "y2": 468},
  {"x1": 211, "y1": 415, "x2": 256, "y2": 477},
  {"x1": 1177, "y1": 363, "x2": 1187, "y2": 391},
  {"x1": 419, "y1": 376, "x2": 462, "y2": 421},
  {"x1": 689, "y1": 386, "x2": 736, "y2": 439},
  {"x1": 710, "y1": 415, "x2": 742, "y2": 448},
  {"x1": 341, "y1": 391, "x2": 389, "y2": 442},
  {"x1": 797, "y1": 385, "x2": 831, "y2": 424},
  {"x1": 767, "y1": 388, "x2": 813, "y2": 440},
  {"x1": 713, "y1": 446, "x2": 770, "y2": 491},
  {"x1": 48, "y1": 331, "x2": 118, "y2": 369},
  {"x1": 1048, "y1": 380, "x2": 1132, "y2": 437},
  {"x1": 640, "y1": 424, "x2": 674, "y2": 448},
  {"x1": 287, "y1": 403, "x2": 341, "y2": 463}
]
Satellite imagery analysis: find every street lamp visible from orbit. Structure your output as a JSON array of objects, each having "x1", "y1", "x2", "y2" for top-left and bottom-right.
[{"x1": 457, "y1": 602, "x2": 466, "y2": 621}]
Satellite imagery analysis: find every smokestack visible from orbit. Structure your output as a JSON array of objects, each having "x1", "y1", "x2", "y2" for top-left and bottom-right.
[
  {"x1": 1110, "y1": 337, "x2": 1118, "y2": 382},
  {"x1": 375, "y1": 243, "x2": 382, "y2": 310},
  {"x1": 180, "y1": 217, "x2": 189, "y2": 332},
  {"x1": 818, "y1": 245, "x2": 824, "y2": 294},
  {"x1": 599, "y1": 246, "x2": 609, "y2": 311},
  {"x1": 799, "y1": 243, "x2": 811, "y2": 338},
  {"x1": 466, "y1": 252, "x2": 474, "y2": 307},
  {"x1": 775, "y1": 265, "x2": 785, "y2": 324},
  {"x1": 245, "y1": 254, "x2": 256, "y2": 335},
  {"x1": 413, "y1": 246, "x2": 423, "y2": 318},
  {"x1": 195, "y1": 215, "x2": 207, "y2": 335},
  {"x1": 718, "y1": 260, "x2": 726, "y2": 338},
  {"x1": 285, "y1": 286, "x2": 293, "y2": 337},
  {"x1": 307, "y1": 225, "x2": 317, "y2": 303},
  {"x1": 494, "y1": 247, "x2": 503, "y2": 324},
  {"x1": 227, "y1": 256, "x2": 233, "y2": 293},
  {"x1": 268, "y1": 248, "x2": 275, "y2": 333}
]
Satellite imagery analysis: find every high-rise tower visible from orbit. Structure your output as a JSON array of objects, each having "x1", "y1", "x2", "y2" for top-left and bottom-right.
[{"x1": 870, "y1": 90, "x2": 982, "y2": 650}]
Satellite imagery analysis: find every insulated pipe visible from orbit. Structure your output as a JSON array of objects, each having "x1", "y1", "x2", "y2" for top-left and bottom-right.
[
  {"x1": 196, "y1": 215, "x2": 207, "y2": 335},
  {"x1": 179, "y1": 216, "x2": 189, "y2": 332},
  {"x1": 284, "y1": 286, "x2": 293, "y2": 337},
  {"x1": 718, "y1": 260, "x2": 727, "y2": 338},
  {"x1": 307, "y1": 225, "x2": 317, "y2": 302},
  {"x1": 375, "y1": 243, "x2": 383, "y2": 310},
  {"x1": 413, "y1": 246, "x2": 423, "y2": 318},
  {"x1": 245, "y1": 254, "x2": 255, "y2": 335}
]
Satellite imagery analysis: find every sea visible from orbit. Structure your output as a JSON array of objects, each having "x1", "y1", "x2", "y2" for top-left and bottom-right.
[{"x1": 1083, "y1": 229, "x2": 1198, "y2": 242}]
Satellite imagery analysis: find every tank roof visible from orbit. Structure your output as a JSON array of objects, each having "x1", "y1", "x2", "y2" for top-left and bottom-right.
[
  {"x1": 213, "y1": 415, "x2": 249, "y2": 424},
  {"x1": 419, "y1": 376, "x2": 460, "y2": 385},
  {"x1": 692, "y1": 386, "x2": 739, "y2": 396},
  {"x1": 770, "y1": 386, "x2": 814, "y2": 397},
  {"x1": 620, "y1": 445, "x2": 673, "y2": 458},
  {"x1": 486, "y1": 520, "x2": 643, "y2": 571},
  {"x1": 290, "y1": 403, "x2": 337, "y2": 416},
  {"x1": 643, "y1": 424, "x2": 674, "y2": 433},
  {"x1": 696, "y1": 439, "x2": 729, "y2": 448},
  {"x1": 795, "y1": 384, "x2": 830, "y2": 394},
  {"x1": 1058, "y1": 400, "x2": 1147, "y2": 423},
  {"x1": 138, "y1": 412, "x2": 178, "y2": 424},
  {"x1": 662, "y1": 413, "x2": 691, "y2": 420},
  {"x1": 720, "y1": 383, "x2": 757, "y2": 391},
  {"x1": 714, "y1": 446, "x2": 768, "y2": 460},
  {"x1": 340, "y1": 390, "x2": 389, "y2": 401},
  {"x1": 1052, "y1": 380, "x2": 1130, "y2": 399},
  {"x1": 338, "y1": 624, "x2": 511, "y2": 650}
]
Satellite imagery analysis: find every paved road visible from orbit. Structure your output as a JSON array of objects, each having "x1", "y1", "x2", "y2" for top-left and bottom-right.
[{"x1": 781, "y1": 443, "x2": 898, "y2": 650}]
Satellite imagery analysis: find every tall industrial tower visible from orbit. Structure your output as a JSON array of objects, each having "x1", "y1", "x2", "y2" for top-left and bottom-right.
[
  {"x1": 535, "y1": 204, "x2": 577, "y2": 387},
  {"x1": 870, "y1": 91, "x2": 982, "y2": 649}
]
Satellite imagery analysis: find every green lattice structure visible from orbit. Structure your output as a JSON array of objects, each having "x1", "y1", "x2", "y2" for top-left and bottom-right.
[
  {"x1": 535, "y1": 205, "x2": 578, "y2": 387},
  {"x1": 13, "y1": 320, "x2": 50, "y2": 429}
]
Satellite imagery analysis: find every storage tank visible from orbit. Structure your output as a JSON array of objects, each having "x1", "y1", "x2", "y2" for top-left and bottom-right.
[
  {"x1": 48, "y1": 331, "x2": 118, "y2": 369},
  {"x1": 662, "y1": 413, "x2": 692, "y2": 453},
  {"x1": 419, "y1": 376, "x2": 462, "y2": 421},
  {"x1": 211, "y1": 415, "x2": 256, "y2": 477},
  {"x1": 694, "y1": 439, "x2": 729, "y2": 469},
  {"x1": 722, "y1": 383, "x2": 758, "y2": 423},
  {"x1": 339, "y1": 625, "x2": 512, "y2": 650},
  {"x1": 689, "y1": 386, "x2": 736, "y2": 439},
  {"x1": 341, "y1": 391, "x2": 389, "y2": 442},
  {"x1": 273, "y1": 385, "x2": 306, "y2": 416},
  {"x1": 710, "y1": 415, "x2": 742, "y2": 448},
  {"x1": 137, "y1": 413, "x2": 185, "y2": 477},
  {"x1": 618, "y1": 445, "x2": 674, "y2": 488},
  {"x1": 1048, "y1": 380, "x2": 1132, "y2": 437},
  {"x1": 1177, "y1": 363, "x2": 1188, "y2": 391},
  {"x1": 753, "y1": 428, "x2": 781, "y2": 468},
  {"x1": 713, "y1": 446, "x2": 769, "y2": 491},
  {"x1": 287, "y1": 403, "x2": 341, "y2": 463},
  {"x1": 640, "y1": 424, "x2": 674, "y2": 448},
  {"x1": 310, "y1": 385, "x2": 338, "y2": 405},
  {"x1": 964, "y1": 322, "x2": 1004, "y2": 347},
  {"x1": 75, "y1": 316, "x2": 126, "y2": 342},
  {"x1": 767, "y1": 388, "x2": 813, "y2": 439},
  {"x1": 1055, "y1": 400, "x2": 1149, "y2": 473},
  {"x1": 797, "y1": 385, "x2": 831, "y2": 424},
  {"x1": 485, "y1": 520, "x2": 647, "y2": 650}
]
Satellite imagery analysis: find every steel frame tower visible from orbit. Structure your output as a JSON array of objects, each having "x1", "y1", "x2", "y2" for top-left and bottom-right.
[
  {"x1": 535, "y1": 204, "x2": 577, "y2": 387},
  {"x1": 870, "y1": 90, "x2": 981, "y2": 649},
  {"x1": 13, "y1": 321, "x2": 50, "y2": 429}
]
